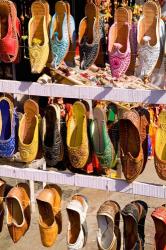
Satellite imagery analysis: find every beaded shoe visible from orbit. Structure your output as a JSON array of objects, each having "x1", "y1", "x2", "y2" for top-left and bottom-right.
[
  {"x1": 50, "y1": 1, "x2": 70, "y2": 68},
  {"x1": 79, "y1": 2, "x2": 100, "y2": 70},
  {"x1": 42, "y1": 104, "x2": 64, "y2": 167},
  {"x1": 0, "y1": 97, "x2": 18, "y2": 158},
  {"x1": 28, "y1": 1, "x2": 50, "y2": 73},
  {"x1": 108, "y1": 7, "x2": 131, "y2": 78}
]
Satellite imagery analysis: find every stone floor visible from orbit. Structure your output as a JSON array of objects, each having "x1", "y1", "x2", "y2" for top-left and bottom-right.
[{"x1": 0, "y1": 159, "x2": 165, "y2": 250}]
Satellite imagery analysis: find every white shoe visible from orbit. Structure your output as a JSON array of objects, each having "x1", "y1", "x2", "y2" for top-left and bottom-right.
[{"x1": 67, "y1": 194, "x2": 88, "y2": 250}]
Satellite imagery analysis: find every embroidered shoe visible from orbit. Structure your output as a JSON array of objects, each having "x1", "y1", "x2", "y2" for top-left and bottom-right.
[
  {"x1": 135, "y1": 1, "x2": 160, "y2": 80},
  {"x1": 154, "y1": 110, "x2": 166, "y2": 180},
  {"x1": 19, "y1": 99, "x2": 40, "y2": 163},
  {"x1": 50, "y1": 1, "x2": 70, "y2": 68},
  {"x1": 0, "y1": 0, "x2": 20, "y2": 63},
  {"x1": 6, "y1": 183, "x2": 31, "y2": 243},
  {"x1": 90, "y1": 106, "x2": 115, "y2": 172},
  {"x1": 67, "y1": 194, "x2": 88, "y2": 250},
  {"x1": 28, "y1": 1, "x2": 50, "y2": 73},
  {"x1": 119, "y1": 110, "x2": 144, "y2": 183},
  {"x1": 108, "y1": 7, "x2": 131, "y2": 78},
  {"x1": 67, "y1": 101, "x2": 89, "y2": 169},
  {"x1": 79, "y1": 2, "x2": 100, "y2": 70},
  {"x1": 0, "y1": 97, "x2": 18, "y2": 158},
  {"x1": 0, "y1": 179, "x2": 6, "y2": 232},
  {"x1": 42, "y1": 104, "x2": 64, "y2": 167}
]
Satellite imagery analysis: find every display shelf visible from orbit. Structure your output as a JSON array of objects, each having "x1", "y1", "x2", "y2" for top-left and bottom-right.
[
  {"x1": 0, "y1": 165, "x2": 166, "y2": 199},
  {"x1": 0, "y1": 79, "x2": 166, "y2": 104}
]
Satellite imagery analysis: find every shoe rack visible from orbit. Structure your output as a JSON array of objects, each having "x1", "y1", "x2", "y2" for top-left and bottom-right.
[{"x1": 0, "y1": 79, "x2": 166, "y2": 212}]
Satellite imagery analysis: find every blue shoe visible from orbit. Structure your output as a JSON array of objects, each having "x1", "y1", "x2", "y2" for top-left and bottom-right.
[
  {"x1": 0, "y1": 97, "x2": 18, "y2": 157},
  {"x1": 50, "y1": 1, "x2": 70, "y2": 68}
]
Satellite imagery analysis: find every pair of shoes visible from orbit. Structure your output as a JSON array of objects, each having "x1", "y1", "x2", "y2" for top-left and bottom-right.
[
  {"x1": 6, "y1": 183, "x2": 31, "y2": 243},
  {"x1": 42, "y1": 103, "x2": 64, "y2": 167},
  {"x1": 36, "y1": 184, "x2": 62, "y2": 247},
  {"x1": 135, "y1": 0, "x2": 165, "y2": 81},
  {"x1": 50, "y1": 1, "x2": 76, "y2": 68},
  {"x1": 108, "y1": 7, "x2": 131, "y2": 78},
  {"x1": 67, "y1": 101, "x2": 89, "y2": 169},
  {"x1": 79, "y1": 0, "x2": 101, "y2": 70},
  {"x1": 119, "y1": 107, "x2": 150, "y2": 182},
  {"x1": 28, "y1": 0, "x2": 51, "y2": 73},
  {"x1": 19, "y1": 99, "x2": 41, "y2": 163},
  {"x1": 90, "y1": 106, "x2": 115, "y2": 173},
  {"x1": 154, "y1": 110, "x2": 166, "y2": 180},
  {"x1": 0, "y1": 0, "x2": 21, "y2": 63},
  {"x1": 122, "y1": 200, "x2": 148, "y2": 249},
  {"x1": 152, "y1": 204, "x2": 166, "y2": 250},
  {"x1": 0, "y1": 96, "x2": 18, "y2": 158},
  {"x1": 66, "y1": 194, "x2": 88, "y2": 250}
]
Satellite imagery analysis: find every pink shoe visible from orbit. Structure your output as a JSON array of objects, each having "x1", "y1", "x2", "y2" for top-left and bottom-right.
[{"x1": 108, "y1": 7, "x2": 131, "y2": 78}]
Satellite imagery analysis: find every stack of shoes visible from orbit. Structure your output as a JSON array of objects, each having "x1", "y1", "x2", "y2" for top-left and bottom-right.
[{"x1": 36, "y1": 184, "x2": 62, "y2": 247}]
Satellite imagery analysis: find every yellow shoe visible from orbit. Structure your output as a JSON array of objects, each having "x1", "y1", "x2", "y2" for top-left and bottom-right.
[
  {"x1": 154, "y1": 110, "x2": 166, "y2": 180},
  {"x1": 28, "y1": 1, "x2": 51, "y2": 73},
  {"x1": 19, "y1": 99, "x2": 40, "y2": 163},
  {"x1": 67, "y1": 101, "x2": 89, "y2": 169}
]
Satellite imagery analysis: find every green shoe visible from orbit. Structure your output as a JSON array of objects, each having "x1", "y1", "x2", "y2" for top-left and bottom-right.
[{"x1": 90, "y1": 106, "x2": 115, "y2": 171}]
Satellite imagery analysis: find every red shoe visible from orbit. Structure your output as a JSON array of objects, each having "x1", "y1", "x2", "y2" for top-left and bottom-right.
[{"x1": 0, "y1": 0, "x2": 21, "y2": 63}]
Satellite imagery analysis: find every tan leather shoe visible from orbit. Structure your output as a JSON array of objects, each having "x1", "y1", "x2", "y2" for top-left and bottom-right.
[
  {"x1": 6, "y1": 183, "x2": 31, "y2": 243},
  {"x1": 36, "y1": 184, "x2": 62, "y2": 247},
  {"x1": 0, "y1": 179, "x2": 6, "y2": 232}
]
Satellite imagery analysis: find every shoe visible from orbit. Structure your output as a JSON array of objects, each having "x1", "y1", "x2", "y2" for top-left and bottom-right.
[
  {"x1": 36, "y1": 184, "x2": 62, "y2": 247},
  {"x1": 19, "y1": 99, "x2": 40, "y2": 163},
  {"x1": 154, "y1": 110, "x2": 166, "y2": 180},
  {"x1": 28, "y1": 0, "x2": 50, "y2": 73},
  {"x1": 50, "y1": 1, "x2": 70, "y2": 68},
  {"x1": 135, "y1": 1, "x2": 160, "y2": 80},
  {"x1": 108, "y1": 7, "x2": 131, "y2": 78},
  {"x1": 90, "y1": 106, "x2": 115, "y2": 172},
  {"x1": 67, "y1": 194, "x2": 88, "y2": 250},
  {"x1": 64, "y1": 1, "x2": 76, "y2": 67},
  {"x1": 79, "y1": 1, "x2": 100, "y2": 70},
  {"x1": 133, "y1": 106, "x2": 150, "y2": 173},
  {"x1": 119, "y1": 110, "x2": 144, "y2": 182},
  {"x1": 0, "y1": 0, "x2": 20, "y2": 63},
  {"x1": 122, "y1": 200, "x2": 148, "y2": 250},
  {"x1": 97, "y1": 200, "x2": 121, "y2": 250},
  {"x1": 67, "y1": 101, "x2": 89, "y2": 169},
  {"x1": 0, "y1": 96, "x2": 18, "y2": 158},
  {"x1": 152, "y1": 205, "x2": 166, "y2": 250},
  {"x1": 0, "y1": 179, "x2": 6, "y2": 232},
  {"x1": 6, "y1": 183, "x2": 31, "y2": 243},
  {"x1": 42, "y1": 104, "x2": 64, "y2": 167}
]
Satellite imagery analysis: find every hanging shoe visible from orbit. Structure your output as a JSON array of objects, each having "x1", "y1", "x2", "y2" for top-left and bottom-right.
[
  {"x1": 67, "y1": 194, "x2": 88, "y2": 250},
  {"x1": 36, "y1": 184, "x2": 62, "y2": 247},
  {"x1": 0, "y1": 179, "x2": 6, "y2": 232},
  {"x1": 18, "y1": 99, "x2": 40, "y2": 163},
  {"x1": 97, "y1": 200, "x2": 121, "y2": 250},
  {"x1": 42, "y1": 104, "x2": 64, "y2": 167},
  {"x1": 154, "y1": 110, "x2": 166, "y2": 180},
  {"x1": 122, "y1": 200, "x2": 148, "y2": 250},
  {"x1": 50, "y1": 1, "x2": 70, "y2": 68},
  {"x1": 0, "y1": 96, "x2": 18, "y2": 158},
  {"x1": 28, "y1": 0, "x2": 50, "y2": 73},
  {"x1": 0, "y1": 0, "x2": 20, "y2": 63},
  {"x1": 119, "y1": 110, "x2": 144, "y2": 182},
  {"x1": 135, "y1": 1, "x2": 160, "y2": 81},
  {"x1": 90, "y1": 106, "x2": 115, "y2": 173},
  {"x1": 6, "y1": 183, "x2": 31, "y2": 243},
  {"x1": 64, "y1": 1, "x2": 76, "y2": 67},
  {"x1": 79, "y1": 1, "x2": 100, "y2": 70},
  {"x1": 152, "y1": 205, "x2": 166, "y2": 250},
  {"x1": 67, "y1": 101, "x2": 89, "y2": 169},
  {"x1": 108, "y1": 7, "x2": 131, "y2": 78}
]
